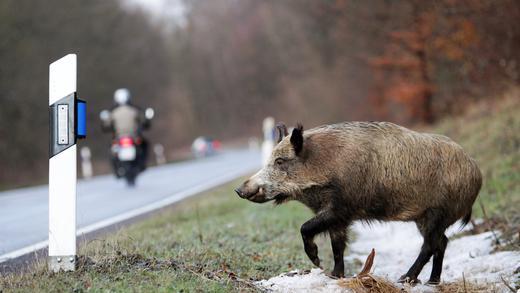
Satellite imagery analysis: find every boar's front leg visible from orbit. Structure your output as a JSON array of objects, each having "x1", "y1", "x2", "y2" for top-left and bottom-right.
[
  {"x1": 300, "y1": 211, "x2": 340, "y2": 270},
  {"x1": 329, "y1": 229, "x2": 347, "y2": 278}
]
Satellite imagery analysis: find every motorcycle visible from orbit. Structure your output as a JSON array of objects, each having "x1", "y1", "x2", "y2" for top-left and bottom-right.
[
  {"x1": 100, "y1": 108, "x2": 154, "y2": 186},
  {"x1": 111, "y1": 135, "x2": 143, "y2": 186}
]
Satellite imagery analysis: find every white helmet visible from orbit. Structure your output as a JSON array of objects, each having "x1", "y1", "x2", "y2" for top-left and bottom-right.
[{"x1": 114, "y1": 88, "x2": 131, "y2": 105}]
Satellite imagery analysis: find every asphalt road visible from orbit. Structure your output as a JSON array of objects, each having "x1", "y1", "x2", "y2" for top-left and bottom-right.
[{"x1": 0, "y1": 149, "x2": 261, "y2": 261}]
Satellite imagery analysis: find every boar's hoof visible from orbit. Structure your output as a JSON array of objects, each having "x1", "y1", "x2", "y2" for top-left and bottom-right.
[
  {"x1": 306, "y1": 252, "x2": 320, "y2": 268},
  {"x1": 397, "y1": 275, "x2": 421, "y2": 285},
  {"x1": 329, "y1": 270, "x2": 344, "y2": 279},
  {"x1": 310, "y1": 256, "x2": 321, "y2": 268}
]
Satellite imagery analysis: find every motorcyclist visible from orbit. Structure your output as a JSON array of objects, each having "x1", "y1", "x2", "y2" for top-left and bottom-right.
[{"x1": 100, "y1": 88, "x2": 152, "y2": 173}]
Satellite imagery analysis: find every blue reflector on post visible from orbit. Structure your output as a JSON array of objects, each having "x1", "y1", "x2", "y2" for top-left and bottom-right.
[{"x1": 76, "y1": 99, "x2": 87, "y2": 139}]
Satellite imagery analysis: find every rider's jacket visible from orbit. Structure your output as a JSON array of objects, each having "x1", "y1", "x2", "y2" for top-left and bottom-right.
[{"x1": 106, "y1": 104, "x2": 145, "y2": 138}]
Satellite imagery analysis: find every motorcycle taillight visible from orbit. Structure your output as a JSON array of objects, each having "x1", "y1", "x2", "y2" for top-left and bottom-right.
[{"x1": 119, "y1": 137, "x2": 134, "y2": 147}]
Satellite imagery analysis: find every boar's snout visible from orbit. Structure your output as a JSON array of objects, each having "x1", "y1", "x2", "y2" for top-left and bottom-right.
[
  {"x1": 235, "y1": 179, "x2": 271, "y2": 203},
  {"x1": 235, "y1": 180, "x2": 259, "y2": 198},
  {"x1": 234, "y1": 187, "x2": 245, "y2": 198}
]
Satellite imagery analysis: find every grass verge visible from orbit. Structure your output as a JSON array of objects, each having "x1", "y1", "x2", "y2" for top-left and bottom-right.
[{"x1": 0, "y1": 179, "x2": 334, "y2": 292}]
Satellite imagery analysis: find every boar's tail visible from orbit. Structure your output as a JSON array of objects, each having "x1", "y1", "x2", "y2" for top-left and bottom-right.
[{"x1": 460, "y1": 210, "x2": 472, "y2": 229}]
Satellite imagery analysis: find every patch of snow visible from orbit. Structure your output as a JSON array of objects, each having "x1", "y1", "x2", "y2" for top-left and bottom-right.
[
  {"x1": 256, "y1": 269, "x2": 343, "y2": 293},
  {"x1": 257, "y1": 222, "x2": 520, "y2": 292}
]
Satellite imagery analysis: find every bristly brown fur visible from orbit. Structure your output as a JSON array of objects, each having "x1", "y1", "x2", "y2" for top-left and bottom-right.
[{"x1": 273, "y1": 194, "x2": 290, "y2": 205}]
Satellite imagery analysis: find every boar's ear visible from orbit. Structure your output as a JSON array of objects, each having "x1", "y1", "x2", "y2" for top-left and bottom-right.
[
  {"x1": 290, "y1": 123, "x2": 304, "y2": 155},
  {"x1": 276, "y1": 122, "x2": 288, "y2": 143}
]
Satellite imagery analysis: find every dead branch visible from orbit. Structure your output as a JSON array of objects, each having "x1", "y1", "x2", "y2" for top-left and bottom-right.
[
  {"x1": 499, "y1": 275, "x2": 516, "y2": 293},
  {"x1": 479, "y1": 200, "x2": 501, "y2": 245}
]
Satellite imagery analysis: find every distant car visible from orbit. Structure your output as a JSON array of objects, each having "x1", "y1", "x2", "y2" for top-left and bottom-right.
[{"x1": 192, "y1": 136, "x2": 221, "y2": 158}]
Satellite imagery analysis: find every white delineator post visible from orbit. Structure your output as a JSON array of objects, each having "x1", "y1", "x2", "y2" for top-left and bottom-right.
[
  {"x1": 153, "y1": 143, "x2": 167, "y2": 165},
  {"x1": 261, "y1": 117, "x2": 275, "y2": 166},
  {"x1": 80, "y1": 146, "x2": 93, "y2": 179},
  {"x1": 48, "y1": 54, "x2": 77, "y2": 272}
]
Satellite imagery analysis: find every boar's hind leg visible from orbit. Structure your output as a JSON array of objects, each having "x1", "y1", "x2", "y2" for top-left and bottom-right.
[
  {"x1": 399, "y1": 209, "x2": 450, "y2": 284},
  {"x1": 329, "y1": 229, "x2": 347, "y2": 278},
  {"x1": 300, "y1": 211, "x2": 342, "y2": 269},
  {"x1": 398, "y1": 238, "x2": 433, "y2": 284},
  {"x1": 427, "y1": 233, "x2": 448, "y2": 285}
]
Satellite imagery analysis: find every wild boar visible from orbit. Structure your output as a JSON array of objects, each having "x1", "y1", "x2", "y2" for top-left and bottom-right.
[{"x1": 235, "y1": 122, "x2": 482, "y2": 284}]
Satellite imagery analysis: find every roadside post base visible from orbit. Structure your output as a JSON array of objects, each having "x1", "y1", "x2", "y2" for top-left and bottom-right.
[{"x1": 48, "y1": 255, "x2": 76, "y2": 272}]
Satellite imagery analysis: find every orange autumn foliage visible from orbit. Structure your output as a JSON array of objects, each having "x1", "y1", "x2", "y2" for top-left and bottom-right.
[{"x1": 369, "y1": 1, "x2": 480, "y2": 124}]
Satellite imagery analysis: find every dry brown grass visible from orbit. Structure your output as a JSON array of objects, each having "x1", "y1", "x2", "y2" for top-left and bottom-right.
[
  {"x1": 336, "y1": 248, "x2": 511, "y2": 293},
  {"x1": 339, "y1": 277, "x2": 505, "y2": 293},
  {"x1": 338, "y1": 249, "x2": 402, "y2": 293},
  {"x1": 338, "y1": 275, "x2": 403, "y2": 293},
  {"x1": 436, "y1": 280, "x2": 504, "y2": 293}
]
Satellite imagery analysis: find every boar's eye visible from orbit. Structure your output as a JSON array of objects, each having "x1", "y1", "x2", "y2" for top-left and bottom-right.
[{"x1": 275, "y1": 158, "x2": 285, "y2": 166}]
